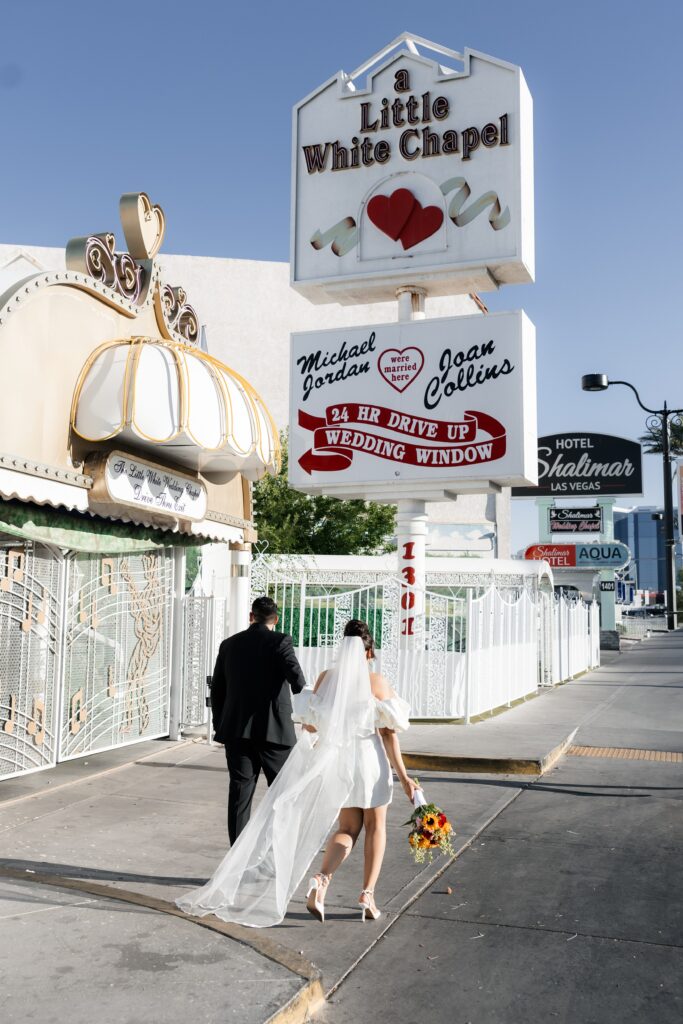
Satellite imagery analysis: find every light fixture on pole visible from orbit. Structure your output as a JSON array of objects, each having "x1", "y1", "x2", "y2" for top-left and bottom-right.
[{"x1": 581, "y1": 374, "x2": 682, "y2": 630}]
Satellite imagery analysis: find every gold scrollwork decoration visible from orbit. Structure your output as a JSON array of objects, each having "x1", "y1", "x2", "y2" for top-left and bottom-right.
[
  {"x1": 155, "y1": 283, "x2": 200, "y2": 345},
  {"x1": 63, "y1": 192, "x2": 203, "y2": 335},
  {"x1": 66, "y1": 232, "x2": 144, "y2": 303},
  {"x1": 120, "y1": 192, "x2": 165, "y2": 260}
]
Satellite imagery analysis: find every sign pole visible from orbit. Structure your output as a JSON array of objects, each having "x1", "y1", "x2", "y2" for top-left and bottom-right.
[
  {"x1": 661, "y1": 407, "x2": 678, "y2": 630},
  {"x1": 396, "y1": 287, "x2": 428, "y2": 648},
  {"x1": 537, "y1": 497, "x2": 554, "y2": 542},
  {"x1": 598, "y1": 498, "x2": 616, "y2": 632}
]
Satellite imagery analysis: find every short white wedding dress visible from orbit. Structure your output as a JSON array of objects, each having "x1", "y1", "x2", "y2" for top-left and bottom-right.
[
  {"x1": 176, "y1": 636, "x2": 410, "y2": 927},
  {"x1": 294, "y1": 686, "x2": 410, "y2": 809}
]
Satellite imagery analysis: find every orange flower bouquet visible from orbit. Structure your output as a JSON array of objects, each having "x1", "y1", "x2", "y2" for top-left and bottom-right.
[{"x1": 405, "y1": 784, "x2": 455, "y2": 864}]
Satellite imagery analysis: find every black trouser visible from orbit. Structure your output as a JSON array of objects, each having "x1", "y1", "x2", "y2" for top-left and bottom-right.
[{"x1": 225, "y1": 739, "x2": 292, "y2": 844}]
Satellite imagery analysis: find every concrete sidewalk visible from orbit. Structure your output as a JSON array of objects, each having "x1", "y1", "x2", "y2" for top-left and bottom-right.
[
  {"x1": 404, "y1": 643, "x2": 682, "y2": 773},
  {"x1": 1, "y1": 635, "x2": 680, "y2": 1023},
  {"x1": 0, "y1": 738, "x2": 526, "y2": 1022}
]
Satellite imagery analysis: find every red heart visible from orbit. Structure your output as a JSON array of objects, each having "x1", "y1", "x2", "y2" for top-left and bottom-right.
[
  {"x1": 400, "y1": 202, "x2": 444, "y2": 250},
  {"x1": 377, "y1": 347, "x2": 425, "y2": 393},
  {"x1": 367, "y1": 188, "x2": 415, "y2": 241}
]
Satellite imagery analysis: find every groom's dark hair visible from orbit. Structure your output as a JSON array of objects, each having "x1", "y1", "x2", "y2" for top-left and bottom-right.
[{"x1": 251, "y1": 595, "x2": 279, "y2": 624}]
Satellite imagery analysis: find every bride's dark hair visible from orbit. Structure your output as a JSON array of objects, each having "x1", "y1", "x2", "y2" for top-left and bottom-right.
[{"x1": 343, "y1": 619, "x2": 375, "y2": 658}]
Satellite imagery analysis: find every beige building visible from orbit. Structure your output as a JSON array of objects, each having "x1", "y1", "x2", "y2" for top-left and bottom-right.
[{"x1": 0, "y1": 231, "x2": 511, "y2": 559}]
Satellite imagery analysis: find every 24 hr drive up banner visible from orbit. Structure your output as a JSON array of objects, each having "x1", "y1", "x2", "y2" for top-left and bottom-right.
[{"x1": 288, "y1": 310, "x2": 537, "y2": 500}]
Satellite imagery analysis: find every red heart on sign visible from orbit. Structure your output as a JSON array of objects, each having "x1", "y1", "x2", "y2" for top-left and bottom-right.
[
  {"x1": 367, "y1": 188, "x2": 415, "y2": 241},
  {"x1": 400, "y1": 202, "x2": 444, "y2": 250},
  {"x1": 377, "y1": 347, "x2": 425, "y2": 393}
]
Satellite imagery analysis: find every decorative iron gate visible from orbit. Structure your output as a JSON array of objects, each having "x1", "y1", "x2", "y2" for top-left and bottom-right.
[
  {"x1": 0, "y1": 542, "x2": 175, "y2": 780},
  {"x1": 0, "y1": 542, "x2": 63, "y2": 779},
  {"x1": 60, "y1": 550, "x2": 174, "y2": 761}
]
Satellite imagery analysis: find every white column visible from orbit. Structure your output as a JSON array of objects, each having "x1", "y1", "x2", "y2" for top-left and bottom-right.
[
  {"x1": 599, "y1": 498, "x2": 616, "y2": 631},
  {"x1": 395, "y1": 286, "x2": 428, "y2": 648},
  {"x1": 396, "y1": 499, "x2": 428, "y2": 645},
  {"x1": 168, "y1": 546, "x2": 186, "y2": 741},
  {"x1": 229, "y1": 542, "x2": 251, "y2": 636}
]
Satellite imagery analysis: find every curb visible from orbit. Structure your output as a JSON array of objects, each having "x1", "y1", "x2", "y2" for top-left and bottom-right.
[
  {"x1": 403, "y1": 728, "x2": 577, "y2": 777},
  {"x1": 0, "y1": 866, "x2": 324, "y2": 1024}
]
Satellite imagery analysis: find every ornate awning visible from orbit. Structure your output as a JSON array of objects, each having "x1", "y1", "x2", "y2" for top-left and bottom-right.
[
  {"x1": 70, "y1": 336, "x2": 279, "y2": 481},
  {"x1": 0, "y1": 190, "x2": 278, "y2": 541}
]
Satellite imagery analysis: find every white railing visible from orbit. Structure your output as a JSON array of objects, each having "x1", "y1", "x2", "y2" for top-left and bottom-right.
[
  {"x1": 618, "y1": 613, "x2": 668, "y2": 639},
  {"x1": 250, "y1": 555, "x2": 600, "y2": 722},
  {"x1": 551, "y1": 593, "x2": 600, "y2": 684}
]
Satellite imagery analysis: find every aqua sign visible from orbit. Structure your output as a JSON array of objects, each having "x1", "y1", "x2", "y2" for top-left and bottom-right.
[
  {"x1": 525, "y1": 542, "x2": 630, "y2": 569},
  {"x1": 576, "y1": 542, "x2": 630, "y2": 568}
]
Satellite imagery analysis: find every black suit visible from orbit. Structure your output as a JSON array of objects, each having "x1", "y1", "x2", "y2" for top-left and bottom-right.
[{"x1": 211, "y1": 622, "x2": 306, "y2": 842}]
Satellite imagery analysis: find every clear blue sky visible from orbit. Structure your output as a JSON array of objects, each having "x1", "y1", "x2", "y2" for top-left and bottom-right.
[{"x1": 2, "y1": 0, "x2": 682, "y2": 550}]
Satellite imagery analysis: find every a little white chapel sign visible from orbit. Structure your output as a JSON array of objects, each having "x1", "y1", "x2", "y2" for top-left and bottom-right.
[{"x1": 291, "y1": 35, "x2": 534, "y2": 304}]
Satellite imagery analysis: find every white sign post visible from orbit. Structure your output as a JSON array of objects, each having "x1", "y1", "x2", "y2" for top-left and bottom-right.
[{"x1": 289, "y1": 34, "x2": 536, "y2": 649}]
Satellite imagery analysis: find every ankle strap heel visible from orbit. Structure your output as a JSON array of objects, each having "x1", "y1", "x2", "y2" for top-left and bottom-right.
[{"x1": 358, "y1": 889, "x2": 381, "y2": 922}]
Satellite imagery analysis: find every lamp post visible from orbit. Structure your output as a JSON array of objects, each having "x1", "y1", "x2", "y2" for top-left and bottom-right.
[{"x1": 581, "y1": 374, "x2": 682, "y2": 630}]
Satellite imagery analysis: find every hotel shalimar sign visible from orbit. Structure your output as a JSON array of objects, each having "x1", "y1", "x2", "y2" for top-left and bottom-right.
[{"x1": 291, "y1": 34, "x2": 534, "y2": 304}]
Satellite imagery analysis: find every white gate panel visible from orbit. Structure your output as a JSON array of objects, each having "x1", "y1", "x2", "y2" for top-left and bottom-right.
[
  {"x1": 0, "y1": 543, "x2": 62, "y2": 780},
  {"x1": 59, "y1": 550, "x2": 174, "y2": 760},
  {"x1": 182, "y1": 594, "x2": 228, "y2": 728}
]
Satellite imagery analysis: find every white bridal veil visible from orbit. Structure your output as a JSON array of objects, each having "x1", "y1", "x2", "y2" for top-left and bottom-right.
[{"x1": 176, "y1": 635, "x2": 375, "y2": 927}]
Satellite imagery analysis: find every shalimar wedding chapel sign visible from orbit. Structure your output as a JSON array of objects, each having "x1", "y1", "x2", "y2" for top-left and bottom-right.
[
  {"x1": 288, "y1": 311, "x2": 537, "y2": 500},
  {"x1": 291, "y1": 35, "x2": 534, "y2": 304}
]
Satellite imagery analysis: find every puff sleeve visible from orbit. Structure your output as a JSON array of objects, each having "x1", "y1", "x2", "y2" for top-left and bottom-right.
[
  {"x1": 291, "y1": 689, "x2": 318, "y2": 727},
  {"x1": 374, "y1": 696, "x2": 411, "y2": 732}
]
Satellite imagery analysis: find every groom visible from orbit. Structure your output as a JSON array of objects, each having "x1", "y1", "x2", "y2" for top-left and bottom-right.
[{"x1": 211, "y1": 595, "x2": 307, "y2": 843}]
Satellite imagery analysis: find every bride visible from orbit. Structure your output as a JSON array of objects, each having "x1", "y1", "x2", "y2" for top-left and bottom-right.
[{"x1": 176, "y1": 618, "x2": 416, "y2": 927}]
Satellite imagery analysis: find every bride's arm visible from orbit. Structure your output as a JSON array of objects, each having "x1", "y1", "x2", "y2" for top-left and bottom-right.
[
  {"x1": 379, "y1": 728, "x2": 417, "y2": 801},
  {"x1": 371, "y1": 672, "x2": 417, "y2": 800},
  {"x1": 301, "y1": 670, "x2": 328, "y2": 733}
]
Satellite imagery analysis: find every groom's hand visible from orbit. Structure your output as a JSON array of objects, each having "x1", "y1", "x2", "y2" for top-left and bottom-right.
[{"x1": 301, "y1": 723, "x2": 317, "y2": 733}]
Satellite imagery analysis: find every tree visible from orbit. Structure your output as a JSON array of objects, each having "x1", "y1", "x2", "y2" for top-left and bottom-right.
[
  {"x1": 252, "y1": 432, "x2": 396, "y2": 554},
  {"x1": 638, "y1": 419, "x2": 683, "y2": 456}
]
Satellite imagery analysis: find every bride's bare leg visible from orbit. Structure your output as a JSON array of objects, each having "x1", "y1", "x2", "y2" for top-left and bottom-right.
[
  {"x1": 320, "y1": 808, "x2": 363, "y2": 877},
  {"x1": 362, "y1": 805, "x2": 387, "y2": 892}
]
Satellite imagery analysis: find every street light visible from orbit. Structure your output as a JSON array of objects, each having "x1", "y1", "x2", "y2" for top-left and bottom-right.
[{"x1": 581, "y1": 374, "x2": 682, "y2": 630}]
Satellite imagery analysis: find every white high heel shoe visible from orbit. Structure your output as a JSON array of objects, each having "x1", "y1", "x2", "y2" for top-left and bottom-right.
[
  {"x1": 306, "y1": 873, "x2": 330, "y2": 923},
  {"x1": 359, "y1": 888, "x2": 381, "y2": 922}
]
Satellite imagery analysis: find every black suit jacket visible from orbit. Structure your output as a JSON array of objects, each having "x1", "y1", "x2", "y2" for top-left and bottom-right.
[{"x1": 211, "y1": 623, "x2": 307, "y2": 746}]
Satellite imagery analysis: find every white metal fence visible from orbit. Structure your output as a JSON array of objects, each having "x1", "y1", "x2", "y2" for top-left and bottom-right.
[
  {"x1": 617, "y1": 613, "x2": 668, "y2": 639},
  {"x1": 249, "y1": 555, "x2": 601, "y2": 722},
  {"x1": 551, "y1": 593, "x2": 601, "y2": 685}
]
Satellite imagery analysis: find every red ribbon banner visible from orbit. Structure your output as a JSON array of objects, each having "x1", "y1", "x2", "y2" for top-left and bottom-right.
[{"x1": 298, "y1": 404, "x2": 506, "y2": 475}]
